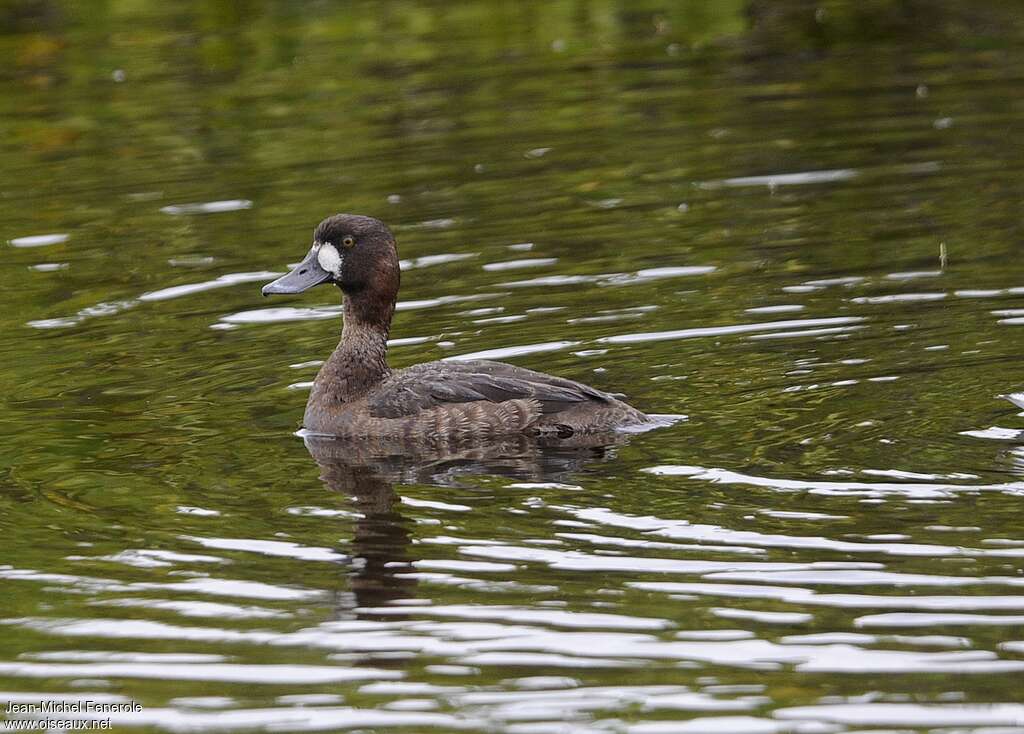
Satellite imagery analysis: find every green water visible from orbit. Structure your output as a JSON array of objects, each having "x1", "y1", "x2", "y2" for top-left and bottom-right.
[{"x1": 3, "y1": 1, "x2": 1024, "y2": 731}]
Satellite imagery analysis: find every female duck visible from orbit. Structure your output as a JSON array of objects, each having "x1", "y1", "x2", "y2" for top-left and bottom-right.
[{"x1": 262, "y1": 214, "x2": 650, "y2": 439}]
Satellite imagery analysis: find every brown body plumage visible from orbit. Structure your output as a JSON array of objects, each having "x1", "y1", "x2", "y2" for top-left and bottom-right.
[{"x1": 262, "y1": 214, "x2": 651, "y2": 440}]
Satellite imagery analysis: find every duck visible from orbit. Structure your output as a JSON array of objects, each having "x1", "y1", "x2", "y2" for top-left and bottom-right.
[{"x1": 262, "y1": 214, "x2": 651, "y2": 439}]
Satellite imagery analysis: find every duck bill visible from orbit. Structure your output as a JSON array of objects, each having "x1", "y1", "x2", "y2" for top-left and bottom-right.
[{"x1": 262, "y1": 248, "x2": 331, "y2": 296}]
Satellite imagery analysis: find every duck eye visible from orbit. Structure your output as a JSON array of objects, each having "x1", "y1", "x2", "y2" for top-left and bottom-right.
[{"x1": 341, "y1": 236, "x2": 355, "y2": 248}]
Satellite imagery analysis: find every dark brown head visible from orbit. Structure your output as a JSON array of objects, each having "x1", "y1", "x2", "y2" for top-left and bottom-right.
[{"x1": 262, "y1": 214, "x2": 401, "y2": 325}]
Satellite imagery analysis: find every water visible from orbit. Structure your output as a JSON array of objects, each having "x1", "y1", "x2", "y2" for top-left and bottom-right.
[{"x1": 3, "y1": 1, "x2": 1024, "y2": 731}]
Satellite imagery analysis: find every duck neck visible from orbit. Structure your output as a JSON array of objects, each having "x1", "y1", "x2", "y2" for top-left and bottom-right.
[{"x1": 316, "y1": 294, "x2": 393, "y2": 402}]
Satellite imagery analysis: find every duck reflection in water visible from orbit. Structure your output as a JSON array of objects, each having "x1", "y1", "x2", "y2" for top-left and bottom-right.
[{"x1": 302, "y1": 430, "x2": 632, "y2": 619}]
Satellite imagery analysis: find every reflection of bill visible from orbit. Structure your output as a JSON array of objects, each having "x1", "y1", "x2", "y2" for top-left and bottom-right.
[{"x1": 302, "y1": 431, "x2": 632, "y2": 617}]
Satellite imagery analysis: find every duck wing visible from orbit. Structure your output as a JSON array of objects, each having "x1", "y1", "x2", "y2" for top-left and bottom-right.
[{"x1": 367, "y1": 359, "x2": 613, "y2": 419}]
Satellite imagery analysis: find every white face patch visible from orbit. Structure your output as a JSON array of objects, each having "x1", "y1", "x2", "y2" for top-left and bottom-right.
[{"x1": 316, "y1": 243, "x2": 343, "y2": 276}]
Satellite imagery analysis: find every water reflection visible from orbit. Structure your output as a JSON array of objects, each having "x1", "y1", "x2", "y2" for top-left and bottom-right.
[
  {"x1": 304, "y1": 437, "x2": 415, "y2": 616},
  {"x1": 303, "y1": 431, "x2": 632, "y2": 618}
]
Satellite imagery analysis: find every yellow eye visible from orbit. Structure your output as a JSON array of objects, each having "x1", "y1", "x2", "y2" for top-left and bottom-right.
[{"x1": 342, "y1": 236, "x2": 355, "y2": 248}]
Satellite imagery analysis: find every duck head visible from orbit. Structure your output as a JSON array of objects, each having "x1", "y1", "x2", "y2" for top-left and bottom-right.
[{"x1": 262, "y1": 214, "x2": 401, "y2": 325}]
